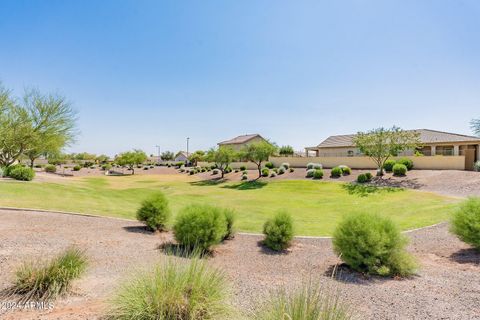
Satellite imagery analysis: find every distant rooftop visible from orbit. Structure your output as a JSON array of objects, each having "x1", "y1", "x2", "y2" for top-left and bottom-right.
[
  {"x1": 218, "y1": 134, "x2": 263, "y2": 145},
  {"x1": 316, "y1": 129, "x2": 480, "y2": 148}
]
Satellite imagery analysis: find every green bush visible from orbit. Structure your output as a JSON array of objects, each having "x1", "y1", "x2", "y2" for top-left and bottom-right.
[
  {"x1": 265, "y1": 162, "x2": 274, "y2": 169},
  {"x1": 356, "y1": 173, "x2": 368, "y2": 183},
  {"x1": 451, "y1": 198, "x2": 480, "y2": 249},
  {"x1": 256, "y1": 281, "x2": 352, "y2": 320},
  {"x1": 272, "y1": 167, "x2": 278, "y2": 173},
  {"x1": 306, "y1": 169, "x2": 315, "y2": 178},
  {"x1": 4, "y1": 164, "x2": 22, "y2": 177},
  {"x1": 289, "y1": 168, "x2": 295, "y2": 173},
  {"x1": 397, "y1": 158, "x2": 414, "y2": 170},
  {"x1": 73, "y1": 165, "x2": 81, "y2": 171},
  {"x1": 330, "y1": 166, "x2": 342, "y2": 178},
  {"x1": 333, "y1": 212, "x2": 416, "y2": 277},
  {"x1": 263, "y1": 211, "x2": 294, "y2": 251},
  {"x1": 278, "y1": 167, "x2": 286, "y2": 175},
  {"x1": 212, "y1": 169, "x2": 219, "y2": 175},
  {"x1": 474, "y1": 161, "x2": 480, "y2": 172},
  {"x1": 270, "y1": 172, "x2": 277, "y2": 177},
  {"x1": 313, "y1": 163, "x2": 322, "y2": 170},
  {"x1": 10, "y1": 166, "x2": 35, "y2": 181},
  {"x1": 241, "y1": 173, "x2": 248, "y2": 181},
  {"x1": 365, "y1": 172, "x2": 373, "y2": 180},
  {"x1": 136, "y1": 193, "x2": 171, "y2": 231},
  {"x1": 240, "y1": 165, "x2": 247, "y2": 171},
  {"x1": 392, "y1": 163, "x2": 407, "y2": 176},
  {"x1": 339, "y1": 165, "x2": 351, "y2": 175},
  {"x1": 101, "y1": 164, "x2": 112, "y2": 171},
  {"x1": 45, "y1": 164, "x2": 57, "y2": 173},
  {"x1": 383, "y1": 159, "x2": 396, "y2": 172},
  {"x1": 223, "y1": 209, "x2": 236, "y2": 240},
  {"x1": 110, "y1": 258, "x2": 231, "y2": 320},
  {"x1": 189, "y1": 170, "x2": 195, "y2": 175},
  {"x1": 224, "y1": 166, "x2": 232, "y2": 174},
  {"x1": 313, "y1": 169, "x2": 323, "y2": 179},
  {"x1": 306, "y1": 162, "x2": 315, "y2": 170},
  {"x1": 174, "y1": 204, "x2": 227, "y2": 251},
  {"x1": 11, "y1": 247, "x2": 87, "y2": 301},
  {"x1": 281, "y1": 162, "x2": 290, "y2": 169},
  {"x1": 262, "y1": 168, "x2": 270, "y2": 177}
]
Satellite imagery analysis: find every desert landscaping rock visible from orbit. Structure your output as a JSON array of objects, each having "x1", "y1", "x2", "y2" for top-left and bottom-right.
[{"x1": 0, "y1": 209, "x2": 478, "y2": 319}]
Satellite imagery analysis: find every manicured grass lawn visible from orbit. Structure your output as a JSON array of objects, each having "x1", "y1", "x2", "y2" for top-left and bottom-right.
[{"x1": 0, "y1": 174, "x2": 458, "y2": 236}]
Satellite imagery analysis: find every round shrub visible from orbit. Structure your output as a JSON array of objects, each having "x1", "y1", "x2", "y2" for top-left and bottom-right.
[
  {"x1": 306, "y1": 169, "x2": 315, "y2": 178},
  {"x1": 365, "y1": 172, "x2": 373, "y2": 180},
  {"x1": 174, "y1": 204, "x2": 227, "y2": 251},
  {"x1": 357, "y1": 173, "x2": 368, "y2": 183},
  {"x1": 102, "y1": 164, "x2": 112, "y2": 171},
  {"x1": 278, "y1": 167, "x2": 286, "y2": 175},
  {"x1": 333, "y1": 212, "x2": 416, "y2": 277},
  {"x1": 136, "y1": 193, "x2": 171, "y2": 231},
  {"x1": 45, "y1": 164, "x2": 57, "y2": 173},
  {"x1": 313, "y1": 163, "x2": 322, "y2": 170},
  {"x1": 330, "y1": 166, "x2": 342, "y2": 178},
  {"x1": 383, "y1": 159, "x2": 396, "y2": 172},
  {"x1": 9, "y1": 166, "x2": 35, "y2": 181},
  {"x1": 212, "y1": 169, "x2": 219, "y2": 175},
  {"x1": 110, "y1": 258, "x2": 231, "y2": 320},
  {"x1": 281, "y1": 162, "x2": 290, "y2": 169},
  {"x1": 224, "y1": 166, "x2": 232, "y2": 174},
  {"x1": 270, "y1": 172, "x2": 277, "y2": 177},
  {"x1": 451, "y1": 198, "x2": 480, "y2": 249},
  {"x1": 397, "y1": 158, "x2": 414, "y2": 170},
  {"x1": 4, "y1": 164, "x2": 22, "y2": 177},
  {"x1": 339, "y1": 165, "x2": 351, "y2": 175},
  {"x1": 289, "y1": 168, "x2": 294, "y2": 173},
  {"x1": 263, "y1": 211, "x2": 294, "y2": 251},
  {"x1": 306, "y1": 162, "x2": 315, "y2": 170},
  {"x1": 262, "y1": 168, "x2": 270, "y2": 177},
  {"x1": 265, "y1": 162, "x2": 274, "y2": 169},
  {"x1": 73, "y1": 165, "x2": 81, "y2": 171},
  {"x1": 189, "y1": 170, "x2": 194, "y2": 175},
  {"x1": 234, "y1": 169, "x2": 239, "y2": 173},
  {"x1": 223, "y1": 209, "x2": 236, "y2": 240},
  {"x1": 474, "y1": 161, "x2": 480, "y2": 172},
  {"x1": 313, "y1": 169, "x2": 323, "y2": 179},
  {"x1": 392, "y1": 163, "x2": 407, "y2": 176},
  {"x1": 241, "y1": 173, "x2": 248, "y2": 181},
  {"x1": 240, "y1": 165, "x2": 247, "y2": 171},
  {"x1": 272, "y1": 168, "x2": 278, "y2": 173}
]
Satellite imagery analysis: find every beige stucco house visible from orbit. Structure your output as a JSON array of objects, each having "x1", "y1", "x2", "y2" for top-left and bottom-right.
[
  {"x1": 218, "y1": 134, "x2": 267, "y2": 151},
  {"x1": 305, "y1": 129, "x2": 480, "y2": 170}
]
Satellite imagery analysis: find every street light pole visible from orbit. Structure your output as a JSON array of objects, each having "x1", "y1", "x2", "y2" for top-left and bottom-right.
[{"x1": 155, "y1": 145, "x2": 161, "y2": 165}]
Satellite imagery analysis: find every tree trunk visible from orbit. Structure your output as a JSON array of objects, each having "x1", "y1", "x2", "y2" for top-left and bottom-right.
[
  {"x1": 30, "y1": 158, "x2": 35, "y2": 168},
  {"x1": 257, "y1": 163, "x2": 262, "y2": 178},
  {"x1": 131, "y1": 166, "x2": 135, "y2": 175}
]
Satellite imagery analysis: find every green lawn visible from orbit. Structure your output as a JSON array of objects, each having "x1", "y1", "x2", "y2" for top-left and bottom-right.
[{"x1": 0, "y1": 175, "x2": 458, "y2": 236}]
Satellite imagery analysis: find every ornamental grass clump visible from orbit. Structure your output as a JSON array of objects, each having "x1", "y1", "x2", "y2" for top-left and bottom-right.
[
  {"x1": 136, "y1": 192, "x2": 171, "y2": 231},
  {"x1": 255, "y1": 281, "x2": 352, "y2": 320},
  {"x1": 8, "y1": 247, "x2": 87, "y2": 302},
  {"x1": 174, "y1": 204, "x2": 227, "y2": 251},
  {"x1": 333, "y1": 212, "x2": 416, "y2": 277},
  {"x1": 451, "y1": 197, "x2": 480, "y2": 249},
  {"x1": 263, "y1": 210, "x2": 294, "y2": 251},
  {"x1": 109, "y1": 258, "x2": 232, "y2": 320}
]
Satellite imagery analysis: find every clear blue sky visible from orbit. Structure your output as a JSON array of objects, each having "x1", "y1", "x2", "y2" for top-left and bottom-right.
[{"x1": 1, "y1": 0, "x2": 479, "y2": 156}]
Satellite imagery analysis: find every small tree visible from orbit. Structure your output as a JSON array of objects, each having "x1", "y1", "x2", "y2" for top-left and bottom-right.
[
  {"x1": 115, "y1": 149, "x2": 147, "y2": 175},
  {"x1": 205, "y1": 147, "x2": 236, "y2": 178},
  {"x1": 242, "y1": 141, "x2": 278, "y2": 178},
  {"x1": 471, "y1": 118, "x2": 480, "y2": 136},
  {"x1": 353, "y1": 127, "x2": 420, "y2": 176},
  {"x1": 160, "y1": 151, "x2": 174, "y2": 161},
  {"x1": 279, "y1": 145, "x2": 294, "y2": 157},
  {"x1": 188, "y1": 150, "x2": 205, "y2": 167}
]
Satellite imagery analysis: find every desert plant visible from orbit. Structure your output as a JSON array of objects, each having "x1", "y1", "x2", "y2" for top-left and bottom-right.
[
  {"x1": 474, "y1": 161, "x2": 480, "y2": 172},
  {"x1": 397, "y1": 158, "x2": 414, "y2": 170},
  {"x1": 306, "y1": 169, "x2": 316, "y2": 178},
  {"x1": 174, "y1": 204, "x2": 227, "y2": 251},
  {"x1": 45, "y1": 164, "x2": 57, "y2": 173},
  {"x1": 289, "y1": 168, "x2": 295, "y2": 173},
  {"x1": 339, "y1": 165, "x2": 351, "y2": 175},
  {"x1": 365, "y1": 172, "x2": 373, "y2": 180},
  {"x1": 265, "y1": 162, "x2": 274, "y2": 169},
  {"x1": 9, "y1": 166, "x2": 35, "y2": 181},
  {"x1": 281, "y1": 162, "x2": 290, "y2": 169},
  {"x1": 241, "y1": 173, "x2": 248, "y2": 181},
  {"x1": 383, "y1": 159, "x2": 396, "y2": 172},
  {"x1": 212, "y1": 169, "x2": 219, "y2": 175},
  {"x1": 278, "y1": 167, "x2": 286, "y2": 175},
  {"x1": 263, "y1": 211, "x2": 294, "y2": 251},
  {"x1": 450, "y1": 197, "x2": 480, "y2": 249},
  {"x1": 189, "y1": 170, "x2": 195, "y2": 175},
  {"x1": 313, "y1": 163, "x2": 322, "y2": 170},
  {"x1": 306, "y1": 162, "x2": 315, "y2": 170},
  {"x1": 101, "y1": 163, "x2": 112, "y2": 171},
  {"x1": 240, "y1": 165, "x2": 247, "y2": 171},
  {"x1": 136, "y1": 193, "x2": 171, "y2": 231},
  {"x1": 356, "y1": 173, "x2": 368, "y2": 183},
  {"x1": 313, "y1": 169, "x2": 323, "y2": 179},
  {"x1": 333, "y1": 212, "x2": 416, "y2": 277},
  {"x1": 109, "y1": 258, "x2": 231, "y2": 320},
  {"x1": 330, "y1": 167, "x2": 342, "y2": 178},
  {"x1": 270, "y1": 172, "x2": 277, "y2": 177},
  {"x1": 255, "y1": 281, "x2": 352, "y2": 320},
  {"x1": 392, "y1": 163, "x2": 407, "y2": 176},
  {"x1": 223, "y1": 209, "x2": 236, "y2": 240},
  {"x1": 4, "y1": 164, "x2": 22, "y2": 177},
  {"x1": 10, "y1": 247, "x2": 87, "y2": 302},
  {"x1": 262, "y1": 168, "x2": 270, "y2": 177},
  {"x1": 73, "y1": 165, "x2": 81, "y2": 171}
]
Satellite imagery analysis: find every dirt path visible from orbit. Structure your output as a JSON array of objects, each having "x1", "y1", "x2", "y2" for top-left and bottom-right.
[{"x1": 0, "y1": 209, "x2": 478, "y2": 319}]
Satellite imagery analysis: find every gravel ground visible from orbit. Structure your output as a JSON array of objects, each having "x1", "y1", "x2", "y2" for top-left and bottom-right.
[{"x1": 0, "y1": 209, "x2": 478, "y2": 319}]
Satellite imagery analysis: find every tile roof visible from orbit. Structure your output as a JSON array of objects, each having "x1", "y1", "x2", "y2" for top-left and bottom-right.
[
  {"x1": 316, "y1": 129, "x2": 480, "y2": 148},
  {"x1": 218, "y1": 134, "x2": 262, "y2": 145}
]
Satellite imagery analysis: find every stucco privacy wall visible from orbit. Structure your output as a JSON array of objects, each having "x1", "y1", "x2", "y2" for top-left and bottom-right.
[
  {"x1": 198, "y1": 161, "x2": 259, "y2": 170},
  {"x1": 270, "y1": 156, "x2": 466, "y2": 170}
]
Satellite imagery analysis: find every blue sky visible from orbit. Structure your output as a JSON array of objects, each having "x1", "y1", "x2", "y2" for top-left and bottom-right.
[{"x1": 1, "y1": 0, "x2": 479, "y2": 156}]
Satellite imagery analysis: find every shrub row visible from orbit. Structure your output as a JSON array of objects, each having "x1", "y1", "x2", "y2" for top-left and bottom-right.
[{"x1": 384, "y1": 158, "x2": 413, "y2": 172}]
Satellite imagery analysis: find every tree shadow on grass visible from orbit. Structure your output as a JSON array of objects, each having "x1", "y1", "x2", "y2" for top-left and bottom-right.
[
  {"x1": 222, "y1": 180, "x2": 268, "y2": 190},
  {"x1": 449, "y1": 248, "x2": 480, "y2": 265},
  {"x1": 342, "y1": 183, "x2": 403, "y2": 197},
  {"x1": 189, "y1": 178, "x2": 226, "y2": 187}
]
